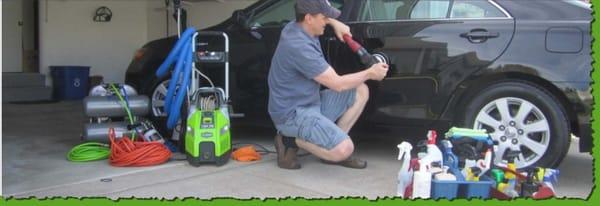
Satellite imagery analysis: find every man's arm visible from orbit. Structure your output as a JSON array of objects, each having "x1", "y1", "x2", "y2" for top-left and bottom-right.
[
  {"x1": 327, "y1": 18, "x2": 351, "y2": 42},
  {"x1": 315, "y1": 63, "x2": 389, "y2": 92}
]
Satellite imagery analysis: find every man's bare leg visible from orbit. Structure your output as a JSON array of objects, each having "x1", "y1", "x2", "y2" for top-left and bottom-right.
[
  {"x1": 295, "y1": 138, "x2": 354, "y2": 162},
  {"x1": 336, "y1": 83, "x2": 369, "y2": 133},
  {"x1": 289, "y1": 84, "x2": 369, "y2": 164}
]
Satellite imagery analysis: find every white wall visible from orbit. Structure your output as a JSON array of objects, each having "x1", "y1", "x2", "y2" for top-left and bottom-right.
[
  {"x1": 39, "y1": 0, "x2": 149, "y2": 85},
  {"x1": 2, "y1": 0, "x2": 23, "y2": 72},
  {"x1": 39, "y1": 0, "x2": 257, "y2": 85},
  {"x1": 146, "y1": 0, "x2": 257, "y2": 41}
]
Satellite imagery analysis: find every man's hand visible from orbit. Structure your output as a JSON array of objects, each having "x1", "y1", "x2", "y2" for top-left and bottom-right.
[
  {"x1": 367, "y1": 63, "x2": 389, "y2": 81},
  {"x1": 327, "y1": 18, "x2": 351, "y2": 42}
]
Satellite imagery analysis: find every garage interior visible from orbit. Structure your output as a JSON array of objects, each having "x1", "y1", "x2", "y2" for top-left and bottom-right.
[{"x1": 1, "y1": 0, "x2": 595, "y2": 200}]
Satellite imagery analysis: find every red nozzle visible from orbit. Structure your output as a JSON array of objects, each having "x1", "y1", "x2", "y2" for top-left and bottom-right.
[
  {"x1": 343, "y1": 34, "x2": 362, "y2": 53},
  {"x1": 427, "y1": 130, "x2": 437, "y2": 145}
]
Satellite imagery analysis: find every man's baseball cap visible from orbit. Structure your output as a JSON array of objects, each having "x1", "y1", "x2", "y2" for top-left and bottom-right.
[{"x1": 295, "y1": 0, "x2": 341, "y2": 19}]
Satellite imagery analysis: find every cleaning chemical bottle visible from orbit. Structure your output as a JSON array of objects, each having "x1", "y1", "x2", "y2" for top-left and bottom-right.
[
  {"x1": 543, "y1": 168, "x2": 560, "y2": 193},
  {"x1": 521, "y1": 168, "x2": 540, "y2": 197},
  {"x1": 461, "y1": 159, "x2": 477, "y2": 179},
  {"x1": 504, "y1": 150, "x2": 521, "y2": 180},
  {"x1": 419, "y1": 130, "x2": 443, "y2": 170},
  {"x1": 478, "y1": 149, "x2": 492, "y2": 175},
  {"x1": 439, "y1": 140, "x2": 458, "y2": 170},
  {"x1": 396, "y1": 142, "x2": 413, "y2": 198},
  {"x1": 501, "y1": 150, "x2": 521, "y2": 197},
  {"x1": 491, "y1": 169, "x2": 505, "y2": 188},
  {"x1": 533, "y1": 168, "x2": 559, "y2": 199},
  {"x1": 412, "y1": 161, "x2": 432, "y2": 199},
  {"x1": 466, "y1": 167, "x2": 482, "y2": 181}
]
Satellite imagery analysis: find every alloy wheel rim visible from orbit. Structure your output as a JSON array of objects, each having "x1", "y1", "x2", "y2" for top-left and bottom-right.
[
  {"x1": 151, "y1": 79, "x2": 184, "y2": 141},
  {"x1": 473, "y1": 97, "x2": 550, "y2": 168},
  {"x1": 151, "y1": 80, "x2": 170, "y2": 117}
]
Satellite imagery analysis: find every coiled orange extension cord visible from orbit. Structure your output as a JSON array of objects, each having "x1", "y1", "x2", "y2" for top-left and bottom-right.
[{"x1": 108, "y1": 128, "x2": 172, "y2": 167}]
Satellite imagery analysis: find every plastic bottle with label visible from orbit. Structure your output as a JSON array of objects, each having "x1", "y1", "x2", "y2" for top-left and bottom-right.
[{"x1": 396, "y1": 142, "x2": 413, "y2": 198}]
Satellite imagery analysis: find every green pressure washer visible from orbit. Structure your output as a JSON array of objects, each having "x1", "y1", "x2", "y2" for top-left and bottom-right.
[
  {"x1": 183, "y1": 31, "x2": 233, "y2": 166},
  {"x1": 185, "y1": 88, "x2": 231, "y2": 166}
]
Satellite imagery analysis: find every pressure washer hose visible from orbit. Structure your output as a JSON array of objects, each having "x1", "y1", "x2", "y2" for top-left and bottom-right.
[{"x1": 156, "y1": 27, "x2": 197, "y2": 129}]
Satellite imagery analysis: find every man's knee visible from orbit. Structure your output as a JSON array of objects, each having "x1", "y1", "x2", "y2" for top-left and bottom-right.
[
  {"x1": 329, "y1": 139, "x2": 354, "y2": 161},
  {"x1": 357, "y1": 83, "x2": 369, "y2": 103}
]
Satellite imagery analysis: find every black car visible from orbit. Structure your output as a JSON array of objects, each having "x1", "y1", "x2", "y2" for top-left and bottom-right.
[{"x1": 125, "y1": 0, "x2": 592, "y2": 169}]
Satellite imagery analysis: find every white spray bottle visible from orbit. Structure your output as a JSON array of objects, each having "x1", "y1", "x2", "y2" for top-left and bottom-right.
[
  {"x1": 412, "y1": 160, "x2": 432, "y2": 199},
  {"x1": 397, "y1": 142, "x2": 413, "y2": 198},
  {"x1": 419, "y1": 130, "x2": 443, "y2": 169}
]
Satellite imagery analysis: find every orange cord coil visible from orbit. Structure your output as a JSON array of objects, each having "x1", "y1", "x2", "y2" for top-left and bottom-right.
[
  {"x1": 108, "y1": 128, "x2": 171, "y2": 167},
  {"x1": 231, "y1": 145, "x2": 262, "y2": 162}
]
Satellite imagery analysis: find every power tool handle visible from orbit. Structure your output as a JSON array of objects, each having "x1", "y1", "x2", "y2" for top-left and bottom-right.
[
  {"x1": 343, "y1": 34, "x2": 380, "y2": 67},
  {"x1": 343, "y1": 34, "x2": 362, "y2": 53}
]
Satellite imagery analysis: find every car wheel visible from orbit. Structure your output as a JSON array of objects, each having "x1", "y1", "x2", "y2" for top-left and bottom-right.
[
  {"x1": 461, "y1": 81, "x2": 570, "y2": 169},
  {"x1": 147, "y1": 77, "x2": 184, "y2": 143}
]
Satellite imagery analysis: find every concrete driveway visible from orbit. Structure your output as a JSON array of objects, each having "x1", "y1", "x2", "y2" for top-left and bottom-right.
[{"x1": 2, "y1": 101, "x2": 593, "y2": 199}]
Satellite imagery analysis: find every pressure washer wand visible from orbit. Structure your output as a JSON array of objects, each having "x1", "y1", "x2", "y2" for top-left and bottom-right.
[
  {"x1": 173, "y1": 0, "x2": 181, "y2": 37},
  {"x1": 343, "y1": 34, "x2": 381, "y2": 67}
]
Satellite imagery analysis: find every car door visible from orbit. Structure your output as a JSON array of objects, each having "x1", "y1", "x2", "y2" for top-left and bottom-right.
[
  {"x1": 342, "y1": 0, "x2": 515, "y2": 126},
  {"x1": 225, "y1": 0, "x2": 297, "y2": 119}
]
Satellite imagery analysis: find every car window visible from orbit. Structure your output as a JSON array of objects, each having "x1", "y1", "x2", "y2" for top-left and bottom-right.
[
  {"x1": 249, "y1": 0, "x2": 296, "y2": 28},
  {"x1": 250, "y1": 0, "x2": 344, "y2": 28},
  {"x1": 360, "y1": 0, "x2": 451, "y2": 21},
  {"x1": 330, "y1": 0, "x2": 345, "y2": 10},
  {"x1": 450, "y1": 0, "x2": 506, "y2": 18},
  {"x1": 411, "y1": 0, "x2": 450, "y2": 19},
  {"x1": 359, "y1": 0, "x2": 506, "y2": 21}
]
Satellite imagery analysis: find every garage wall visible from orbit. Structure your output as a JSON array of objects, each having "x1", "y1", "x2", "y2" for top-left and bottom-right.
[
  {"x1": 39, "y1": 0, "x2": 257, "y2": 86},
  {"x1": 39, "y1": 0, "x2": 148, "y2": 85},
  {"x1": 146, "y1": 0, "x2": 257, "y2": 41}
]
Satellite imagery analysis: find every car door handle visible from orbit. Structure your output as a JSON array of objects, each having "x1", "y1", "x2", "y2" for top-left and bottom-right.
[
  {"x1": 249, "y1": 26, "x2": 263, "y2": 40},
  {"x1": 460, "y1": 29, "x2": 499, "y2": 43},
  {"x1": 461, "y1": 31, "x2": 499, "y2": 38}
]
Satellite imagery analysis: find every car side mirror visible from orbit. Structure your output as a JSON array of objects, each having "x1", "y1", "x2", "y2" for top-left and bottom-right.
[{"x1": 232, "y1": 10, "x2": 250, "y2": 28}]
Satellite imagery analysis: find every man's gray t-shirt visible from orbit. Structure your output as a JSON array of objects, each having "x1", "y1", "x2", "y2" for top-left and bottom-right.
[{"x1": 268, "y1": 22, "x2": 329, "y2": 125}]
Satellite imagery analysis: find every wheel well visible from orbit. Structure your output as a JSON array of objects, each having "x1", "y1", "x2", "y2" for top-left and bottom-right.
[{"x1": 446, "y1": 72, "x2": 578, "y2": 135}]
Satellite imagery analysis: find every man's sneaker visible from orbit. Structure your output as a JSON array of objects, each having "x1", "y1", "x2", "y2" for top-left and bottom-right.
[
  {"x1": 274, "y1": 134, "x2": 301, "y2": 169},
  {"x1": 321, "y1": 156, "x2": 367, "y2": 169}
]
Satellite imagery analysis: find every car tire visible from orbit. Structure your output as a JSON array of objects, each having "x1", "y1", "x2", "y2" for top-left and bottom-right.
[{"x1": 460, "y1": 81, "x2": 570, "y2": 169}]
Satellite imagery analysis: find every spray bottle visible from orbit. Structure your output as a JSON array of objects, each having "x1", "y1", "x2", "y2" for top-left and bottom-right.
[
  {"x1": 419, "y1": 130, "x2": 443, "y2": 169},
  {"x1": 396, "y1": 142, "x2": 413, "y2": 198},
  {"x1": 476, "y1": 148, "x2": 493, "y2": 178},
  {"x1": 412, "y1": 161, "x2": 432, "y2": 199},
  {"x1": 440, "y1": 140, "x2": 458, "y2": 170}
]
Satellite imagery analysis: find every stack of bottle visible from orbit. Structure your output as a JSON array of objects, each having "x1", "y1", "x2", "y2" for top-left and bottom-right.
[{"x1": 396, "y1": 127, "x2": 559, "y2": 199}]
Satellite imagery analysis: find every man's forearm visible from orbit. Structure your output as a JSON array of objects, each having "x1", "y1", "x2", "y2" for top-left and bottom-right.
[
  {"x1": 335, "y1": 70, "x2": 371, "y2": 92},
  {"x1": 327, "y1": 18, "x2": 351, "y2": 42},
  {"x1": 327, "y1": 18, "x2": 343, "y2": 27}
]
